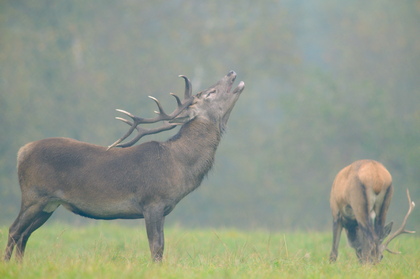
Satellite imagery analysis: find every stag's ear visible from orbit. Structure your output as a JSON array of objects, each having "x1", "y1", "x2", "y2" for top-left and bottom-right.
[
  {"x1": 382, "y1": 221, "x2": 394, "y2": 240},
  {"x1": 169, "y1": 116, "x2": 191, "y2": 124},
  {"x1": 168, "y1": 103, "x2": 197, "y2": 124}
]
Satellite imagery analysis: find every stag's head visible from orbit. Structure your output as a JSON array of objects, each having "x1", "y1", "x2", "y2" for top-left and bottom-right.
[
  {"x1": 350, "y1": 189, "x2": 415, "y2": 264},
  {"x1": 108, "y1": 71, "x2": 244, "y2": 149},
  {"x1": 174, "y1": 70, "x2": 244, "y2": 132}
]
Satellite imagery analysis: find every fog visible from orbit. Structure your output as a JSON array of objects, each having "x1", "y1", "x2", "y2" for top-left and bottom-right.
[{"x1": 1, "y1": 0, "x2": 419, "y2": 232}]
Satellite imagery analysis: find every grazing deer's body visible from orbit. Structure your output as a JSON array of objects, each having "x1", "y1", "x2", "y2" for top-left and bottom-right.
[
  {"x1": 4, "y1": 71, "x2": 244, "y2": 262},
  {"x1": 329, "y1": 160, "x2": 415, "y2": 264}
]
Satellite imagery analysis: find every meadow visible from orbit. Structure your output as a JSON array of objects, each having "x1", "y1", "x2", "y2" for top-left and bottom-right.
[{"x1": 0, "y1": 222, "x2": 418, "y2": 279}]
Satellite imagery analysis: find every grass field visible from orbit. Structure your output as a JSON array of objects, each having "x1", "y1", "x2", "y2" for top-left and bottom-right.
[{"x1": 0, "y1": 222, "x2": 418, "y2": 278}]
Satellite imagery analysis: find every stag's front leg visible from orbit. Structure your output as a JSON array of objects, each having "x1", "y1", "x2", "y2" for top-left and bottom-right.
[{"x1": 144, "y1": 206, "x2": 165, "y2": 262}]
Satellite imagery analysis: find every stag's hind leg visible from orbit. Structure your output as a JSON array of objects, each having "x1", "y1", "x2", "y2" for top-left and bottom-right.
[
  {"x1": 4, "y1": 203, "x2": 54, "y2": 261},
  {"x1": 15, "y1": 211, "x2": 53, "y2": 260}
]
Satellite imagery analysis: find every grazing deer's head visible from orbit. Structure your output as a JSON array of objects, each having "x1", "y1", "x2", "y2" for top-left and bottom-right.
[{"x1": 329, "y1": 160, "x2": 415, "y2": 264}]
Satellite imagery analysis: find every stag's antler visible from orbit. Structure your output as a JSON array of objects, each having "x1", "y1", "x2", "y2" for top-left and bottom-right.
[
  {"x1": 382, "y1": 189, "x2": 416, "y2": 254},
  {"x1": 107, "y1": 75, "x2": 193, "y2": 150}
]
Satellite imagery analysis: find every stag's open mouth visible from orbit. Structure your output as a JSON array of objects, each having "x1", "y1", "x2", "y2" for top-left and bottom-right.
[
  {"x1": 225, "y1": 71, "x2": 245, "y2": 95},
  {"x1": 233, "y1": 81, "x2": 245, "y2": 94}
]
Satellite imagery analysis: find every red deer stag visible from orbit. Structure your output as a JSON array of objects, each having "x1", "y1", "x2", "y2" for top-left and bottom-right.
[
  {"x1": 329, "y1": 159, "x2": 415, "y2": 264},
  {"x1": 4, "y1": 71, "x2": 244, "y2": 262}
]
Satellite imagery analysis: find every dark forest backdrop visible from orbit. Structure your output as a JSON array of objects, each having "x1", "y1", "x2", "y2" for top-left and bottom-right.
[{"x1": 1, "y1": 0, "x2": 419, "y2": 231}]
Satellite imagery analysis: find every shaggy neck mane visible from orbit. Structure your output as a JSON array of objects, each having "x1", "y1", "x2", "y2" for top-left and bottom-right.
[{"x1": 166, "y1": 118, "x2": 221, "y2": 180}]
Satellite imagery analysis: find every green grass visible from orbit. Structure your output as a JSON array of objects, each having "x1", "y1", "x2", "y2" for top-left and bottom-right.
[{"x1": 0, "y1": 222, "x2": 419, "y2": 278}]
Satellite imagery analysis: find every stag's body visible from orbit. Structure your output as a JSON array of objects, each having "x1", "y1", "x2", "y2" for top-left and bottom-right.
[
  {"x1": 5, "y1": 71, "x2": 244, "y2": 262},
  {"x1": 17, "y1": 120, "x2": 217, "y2": 220}
]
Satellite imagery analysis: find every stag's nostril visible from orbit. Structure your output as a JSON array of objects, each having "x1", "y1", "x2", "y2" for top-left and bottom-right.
[{"x1": 227, "y1": 70, "x2": 236, "y2": 77}]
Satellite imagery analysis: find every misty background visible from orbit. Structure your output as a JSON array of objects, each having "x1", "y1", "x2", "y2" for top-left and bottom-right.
[{"x1": 0, "y1": 0, "x2": 419, "y2": 232}]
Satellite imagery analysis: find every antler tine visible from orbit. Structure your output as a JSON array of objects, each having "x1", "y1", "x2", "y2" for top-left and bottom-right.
[
  {"x1": 106, "y1": 126, "x2": 134, "y2": 150},
  {"x1": 170, "y1": 92, "x2": 182, "y2": 107},
  {"x1": 107, "y1": 74, "x2": 195, "y2": 150},
  {"x1": 107, "y1": 117, "x2": 177, "y2": 150},
  {"x1": 115, "y1": 109, "x2": 135, "y2": 119},
  {"x1": 383, "y1": 189, "x2": 416, "y2": 254},
  {"x1": 148, "y1": 96, "x2": 170, "y2": 118},
  {"x1": 115, "y1": 116, "x2": 132, "y2": 125},
  {"x1": 179, "y1": 75, "x2": 192, "y2": 99},
  {"x1": 106, "y1": 111, "x2": 139, "y2": 150},
  {"x1": 116, "y1": 122, "x2": 177, "y2": 148}
]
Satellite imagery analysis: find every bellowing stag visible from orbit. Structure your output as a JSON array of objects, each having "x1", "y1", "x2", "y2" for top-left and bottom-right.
[
  {"x1": 329, "y1": 159, "x2": 415, "y2": 264},
  {"x1": 4, "y1": 71, "x2": 244, "y2": 262}
]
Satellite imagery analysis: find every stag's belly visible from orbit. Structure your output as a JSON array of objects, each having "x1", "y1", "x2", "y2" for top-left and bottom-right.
[
  {"x1": 65, "y1": 201, "x2": 144, "y2": 219},
  {"x1": 43, "y1": 196, "x2": 144, "y2": 220}
]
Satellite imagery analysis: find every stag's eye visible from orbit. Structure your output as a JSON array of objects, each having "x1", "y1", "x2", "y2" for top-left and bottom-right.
[{"x1": 206, "y1": 89, "x2": 216, "y2": 97}]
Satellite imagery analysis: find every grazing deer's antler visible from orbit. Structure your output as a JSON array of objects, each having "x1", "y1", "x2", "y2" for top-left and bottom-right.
[
  {"x1": 107, "y1": 75, "x2": 193, "y2": 150},
  {"x1": 329, "y1": 160, "x2": 418, "y2": 264},
  {"x1": 382, "y1": 189, "x2": 416, "y2": 254}
]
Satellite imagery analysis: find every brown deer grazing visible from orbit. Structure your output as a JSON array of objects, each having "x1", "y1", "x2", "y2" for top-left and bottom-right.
[
  {"x1": 4, "y1": 71, "x2": 244, "y2": 262},
  {"x1": 329, "y1": 159, "x2": 415, "y2": 264}
]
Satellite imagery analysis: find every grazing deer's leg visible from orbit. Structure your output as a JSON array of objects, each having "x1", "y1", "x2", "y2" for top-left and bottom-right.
[
  {"x1": 330, "y1": 216, "x2": 343, "y2": 262},
  {"x1": 144, "y1": 206, "x2": 165, "y2": 262},
  {"x1": 350, "y1": 184, "x2": 371, "y2": 230},
  {"x1": 375, "y1": 186, "x2": 393, "y2": 238}
]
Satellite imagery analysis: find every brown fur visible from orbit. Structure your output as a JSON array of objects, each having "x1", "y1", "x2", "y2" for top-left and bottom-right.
[
  {"x1": 4, "y1": 71, "x2": 244, "y2": 262},
  {"x1": 329, "y1": 159, "x2": 393, "y2": 264}
]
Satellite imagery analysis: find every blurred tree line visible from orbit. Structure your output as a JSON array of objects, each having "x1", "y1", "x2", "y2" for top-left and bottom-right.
[{"x1": 0, "y1": 0, "x2": 419, "y2": 231}]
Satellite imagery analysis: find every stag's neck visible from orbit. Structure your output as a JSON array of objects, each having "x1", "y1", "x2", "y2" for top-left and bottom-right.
[{"x1": 167, "y1": 119, "x2": 221, "y2": 180}]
